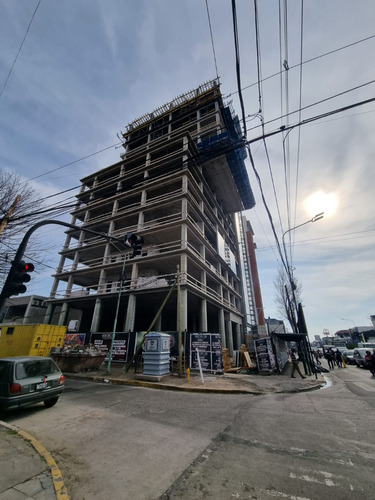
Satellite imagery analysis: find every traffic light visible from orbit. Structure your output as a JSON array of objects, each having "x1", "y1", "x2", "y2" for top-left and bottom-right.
[
  {"x1": 132, "y1": 236, "x2": 144, "y2": 258},
  {"x1": 4, "y1": 261, "x2": 35, "y2": 297},
  {"x1": 124, "y1": 233, "x2": 137, "y2": 247},
  {"x1": 123, "y1": 233, "x2": 144, "y2": 257}
]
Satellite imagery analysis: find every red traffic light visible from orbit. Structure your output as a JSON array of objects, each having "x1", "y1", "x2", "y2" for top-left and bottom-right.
[
  {"x1": 21, "y1": 263, "x2": 35, "y2": 273},
  {"x1": 2, "y1": 260, "x2": 36, "y2": 298},
  {"x1": 124, "y1": 233, "x2": 137, "y2": 247}
]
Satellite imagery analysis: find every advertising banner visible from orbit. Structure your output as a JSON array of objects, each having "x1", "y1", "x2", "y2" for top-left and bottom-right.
[
  {"x1": 254, "y1": 336, "x2": 276, "y2": 373},
  {"x1": 190, "y1": 333, "x2": 223, "y2": 373},
  {"x1": 89, "y1": 332, "x2": 138, "y2": 362},
  {"x1": 63, "y1": 333, "x2": 86, "y2": 348}
]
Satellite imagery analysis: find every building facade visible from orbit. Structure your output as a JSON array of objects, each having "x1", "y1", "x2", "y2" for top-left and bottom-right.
[{"x1": 44, "y1": 80, "x2": 256, "y2": 354}]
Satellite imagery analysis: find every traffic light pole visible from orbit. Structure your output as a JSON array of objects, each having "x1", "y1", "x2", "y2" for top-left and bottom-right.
[{"x1": 0, "y1": 219, "x2": 125, "y2": 311}]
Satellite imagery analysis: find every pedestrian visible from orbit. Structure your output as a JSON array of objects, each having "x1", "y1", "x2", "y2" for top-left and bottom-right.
[
  {"x1": 370, "y1": 349, "x2": 375, "y2": 376},
  {"x1": 365, "y1": 350, "x2": 372, "y2": 372},
  {"x1": 290, "y1": 349, "x2": 306, "y2": 379},
  {"x1": 335, "y1": 349, "x2": 343, "y2": 368},
  {"x1": 326, "y1": 349, "x2": 335, "y2": 370},
  {"x1": 313, "y1": 350, "x2": 321, "y2": 365}
]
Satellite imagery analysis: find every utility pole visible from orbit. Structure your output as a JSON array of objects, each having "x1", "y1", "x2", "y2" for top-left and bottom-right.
[
  {"x1": 106, "y1": 256, "x2": 127, "y2": 374},
  {"x1": 0, "y1": 195, "x2": 21, "y2": 236},
  {"x1": 177, "y1": 265, "x2": 183, "y2": 377}
]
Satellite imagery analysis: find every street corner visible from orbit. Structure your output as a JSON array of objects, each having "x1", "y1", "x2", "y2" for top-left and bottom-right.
[{"x1": 0, "y1": 420, "x2": 69, "y2": 500}]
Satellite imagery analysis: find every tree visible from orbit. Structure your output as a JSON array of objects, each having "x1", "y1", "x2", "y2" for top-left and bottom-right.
[
  {"x1": 273, "y1": 265, "x2": 302, "y2": 332},
  {"x1": 0, "y1": 169, "x2": 45, "y2": 288}
]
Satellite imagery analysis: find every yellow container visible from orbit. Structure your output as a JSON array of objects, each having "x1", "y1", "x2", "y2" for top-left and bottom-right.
[{"x1": 0, "y1": 324, "x2": 66, "y2": 357}]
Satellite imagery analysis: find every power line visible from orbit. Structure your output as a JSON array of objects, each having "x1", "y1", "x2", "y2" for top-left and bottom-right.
[
  {"x1": 26, "y1": 142, "x2": 122, "y2": 182},
  {"x1": 257, "y1": 228, "x2": 375, "y2": 252},
  {"x1": 250, "y1": 89, "x2": 375, "y2": 137},
  {"x1": 0, "y1": 0, "x2": 42, "y2": 100},
  {"x1": 231, "y1": 0, "x2": 247, "y2": 138},
  {"x1": 205, "y1": 0, "x2": 219, "y2": 80},
  {"x1": 225, "y1": 33, "x2": 375, "y2": 99},
  {"x1": 292, "y1": 0, "x2": 305, "y2": 262}
]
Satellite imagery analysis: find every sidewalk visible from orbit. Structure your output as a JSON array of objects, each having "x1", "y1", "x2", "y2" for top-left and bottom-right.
[
  {"x1": 67, "y1": 360, "x2": 326, "y2": 394},
  {"x1": 0, "y1": 362, "x2": 326, "y2": 500},
  {"x1": 0, "y1": 421, "x2": 68, "y2": 500}
]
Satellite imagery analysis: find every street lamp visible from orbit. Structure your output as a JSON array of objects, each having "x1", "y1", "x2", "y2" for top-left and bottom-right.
[
  {"x1": 282, "y1": 212, "x2": 324, "y2": 267},
  {"x1": 279, "y1": 213, "x2": 324, "y2": 379},
  {"x1": 341, "y1": 318, "x2": 361, "y2": 344},
  {"x1": 281, "y1": 212, "x2": 325, "y2": 329},
  {"x1": 341, "y1": 317, "x2": 356, "y2": 328}
]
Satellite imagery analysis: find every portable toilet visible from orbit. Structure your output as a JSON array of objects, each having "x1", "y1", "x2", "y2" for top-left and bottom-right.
[{"x1": 143, "y1": 332, "x2": 170, "y2": 378}]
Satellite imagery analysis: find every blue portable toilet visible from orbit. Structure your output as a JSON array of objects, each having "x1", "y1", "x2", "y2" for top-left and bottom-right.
[{"x1": 143, "y1": 332, "x2": 170, "y2": 378}]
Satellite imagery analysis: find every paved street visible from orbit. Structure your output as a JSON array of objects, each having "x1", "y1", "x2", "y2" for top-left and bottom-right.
[{"x1": 2, "y1": 363, "x2": 374, "y2": 499}]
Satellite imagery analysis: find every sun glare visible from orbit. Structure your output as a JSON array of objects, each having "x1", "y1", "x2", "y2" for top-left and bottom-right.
[{"x1": 304, "y1": 191, "x2": 338, "y2": 218}]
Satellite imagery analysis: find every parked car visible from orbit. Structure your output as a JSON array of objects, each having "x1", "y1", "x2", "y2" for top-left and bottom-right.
[
  {"x1": 0, "y1": 356, "x2": 65, "y2": 416},
  {"x1": 352, "y1": 349, "x2": 372, "y2": 369},
  {"x1": 342, "y1": 350, "x2": 356, "y2": 365}
]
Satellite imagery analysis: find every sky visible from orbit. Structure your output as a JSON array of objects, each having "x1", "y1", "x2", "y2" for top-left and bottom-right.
[{"x1": 1, "y1": 0, "x2": 375, "y2": 339}]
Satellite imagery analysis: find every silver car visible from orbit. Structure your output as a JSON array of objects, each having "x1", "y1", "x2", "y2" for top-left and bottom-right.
[
  {"x1": 352, "y1": 348, "x2": 371, "y2": 369},
  {"x1": 0, "y1": 356, "x2": 65, "y2": 416}
]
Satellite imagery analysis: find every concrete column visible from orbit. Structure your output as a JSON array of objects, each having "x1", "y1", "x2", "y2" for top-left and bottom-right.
[
  {"x1": 112, "y1": 200, "x2": 119, "y2": 217},
  {"x1": 219, "y1": 308, "x2": 226, "y2": 349},
  {"x1": 43, "y1": 303, "x2": 55, "y2": 324},
  {"x1": 181, "y1": 198, "x2": 188, "y2": 219},
  {"x1": 182, "y1": 174, "x2": 188, "y2": 194},
  {"x1": 180, "y1": 253, "x2": 187, "y2": 285},
  {"x1": 234, "y1": 322, "x2": 242, "y2": 350},
  {"x1": 201, "y1": 269, "x2": 206, "y2": 292},
  {"x1": 141, "y1": 189, "x2": 147, "y2": 206},
  {"x1": 124, "y1": 294, "x2": 136, "y2": 332},
  {"x1": 200, "y1": 298, "x2": 208, "y2": 332},
  {"x1": 181, "y1": 224, "x2": 188, "y2": 250},
  {"x1": 180, "y1": 288, "x2": 188, "y2": 332},
  {"x1": 90, "y1": 298, "x2": 102, "y2": 332},
  {"x1": 137, "y1": 210, "x2": 144, "y2": 230},
  {"x1": 58, "y1": 302, "x2": 69, "y2": 326},
  {"x1": 226, "y1": 319, "x2": 234, "y2": 356}
]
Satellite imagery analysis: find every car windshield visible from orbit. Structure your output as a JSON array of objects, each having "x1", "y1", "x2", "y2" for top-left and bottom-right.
[{"x1": 15, "y1": 359, "x2": 60, "y2": 380}]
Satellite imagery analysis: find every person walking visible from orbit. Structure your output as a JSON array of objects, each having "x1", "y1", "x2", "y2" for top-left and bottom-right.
[
  {"x1": 365, "y1": 350, "x2": 372, "y2": 372},
  {"x1": 313, "y1": 350, "x2": 321, "y2": 365},
  {"x1": 370, "y1": 349, "x2": 375, "y2": 376},
  {"x1": 335, "y1": 349, "x2": 343, "y2": 368},
  {"x1": 326, "y1": 349, "x2": 335, "y2": 370},
  {"x1": 290, "y1": 349, "x2": 306, "y2": 379}
]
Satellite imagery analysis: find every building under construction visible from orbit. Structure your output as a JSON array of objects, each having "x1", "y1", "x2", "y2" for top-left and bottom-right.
[{"x1": 44, "y1": 79, "x2": 259, "y2": 354}]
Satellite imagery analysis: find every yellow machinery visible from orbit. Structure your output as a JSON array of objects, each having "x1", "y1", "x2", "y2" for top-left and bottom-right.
[{"x1": 0, "y1": 324, "x2": 66, "y2": 357}]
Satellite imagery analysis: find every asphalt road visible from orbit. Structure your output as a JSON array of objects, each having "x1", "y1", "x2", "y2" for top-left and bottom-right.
[{"x1": 3, "y1": 364, "x2": 375, "y2": 500}]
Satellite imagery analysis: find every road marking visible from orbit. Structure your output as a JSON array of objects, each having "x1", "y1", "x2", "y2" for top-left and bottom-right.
[{"x1": 290, "y1": 471, "x2": 338, "y2": 487}]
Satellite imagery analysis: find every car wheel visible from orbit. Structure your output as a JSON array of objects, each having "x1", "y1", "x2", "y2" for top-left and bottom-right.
[{"x1": 44, "y1": 397, "x2": 59, "y2": 408}]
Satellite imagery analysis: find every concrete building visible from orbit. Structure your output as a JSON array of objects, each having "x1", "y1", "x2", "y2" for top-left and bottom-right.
[
  {"x1": 44, "y1": 80, "x2": 257, "y2": 354},
  {"x1": 0, "y1": 295, "x2": 49, "y2": 324}
]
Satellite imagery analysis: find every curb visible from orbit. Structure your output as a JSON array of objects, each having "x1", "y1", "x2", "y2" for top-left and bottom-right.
[
  {"x1": 67, "y1": 373, "x2": 253, "y2": 393},
  {"x1": 0, "y1": 420, "x2": 69, "y2": 500},
  {"x1": 66, "y1": 373, "x2": 326, "y2": 394}
]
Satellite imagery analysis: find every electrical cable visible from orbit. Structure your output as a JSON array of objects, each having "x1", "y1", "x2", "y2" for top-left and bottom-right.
[
  {"x1": 225, "y1": 34, "x2": 375, "y2": 99},
  {"x1": 0, "y1": 0, "x2": 42, "y2": 100},
  {"x1": 205, "y1": 0, "x2": 219, "y2": 80},
  {"x1": 247, "y1": 78, "x2": 375, "y2": 131},
  {"x1": 231, "y1": 0, "x2": 248, "y2": 138},
  {"x1": 26, "y1": 142, "x2": 122, "y2": 182},
  {"x1": 292, "y1": 0, "x2": 304, "y2": 263}
]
